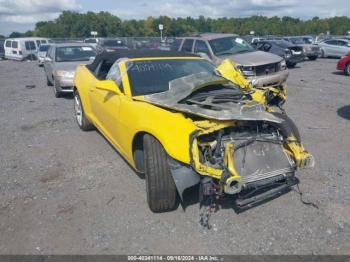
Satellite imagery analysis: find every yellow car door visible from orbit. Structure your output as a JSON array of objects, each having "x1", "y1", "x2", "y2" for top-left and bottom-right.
[{"x1": 89, "y1": 78, "x2": 125, "y2": 155}]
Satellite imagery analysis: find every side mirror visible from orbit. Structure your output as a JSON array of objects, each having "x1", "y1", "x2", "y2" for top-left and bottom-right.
[
  {"x1": 95, "y1": 80, "x2": 121, "y2": 95},
  {"x1": 44, "y1": 57, "x2": 52, "y2": 62}
]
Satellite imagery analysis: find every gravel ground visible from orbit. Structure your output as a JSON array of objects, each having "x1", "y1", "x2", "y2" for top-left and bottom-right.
[{"x1": 0, "y1": 58, "x2": 349, "y2": 255}]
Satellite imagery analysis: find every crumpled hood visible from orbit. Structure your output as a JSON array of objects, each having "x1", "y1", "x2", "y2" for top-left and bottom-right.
[
  {"x1": 140, "y1": 72, "x2": 283, "y2": 124},
  {"x1": 218, "y1": 51, "x2": 282, "y2": 66}
]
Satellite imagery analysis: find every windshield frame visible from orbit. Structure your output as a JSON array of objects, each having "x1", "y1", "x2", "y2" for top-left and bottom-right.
[
  {"x1": 55, "y1": 45, "x2": 96, "y2": 63},
  {"x1": 209, "y1": 36, "x2": 255, "y2": 56}
]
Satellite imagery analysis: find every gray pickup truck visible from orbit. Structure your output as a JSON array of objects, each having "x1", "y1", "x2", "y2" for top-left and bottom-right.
[{"x1": 173, "y1": 33, "x2": 288, "y2": 88}]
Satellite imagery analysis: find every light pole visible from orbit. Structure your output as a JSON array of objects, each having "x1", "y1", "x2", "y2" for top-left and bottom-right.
[
  {"x1": 90, "y1": 31, "x2": 98, "y2": 38},
  {"x1": 159, "y1": 24, "x2": 164, "y2": 42}
]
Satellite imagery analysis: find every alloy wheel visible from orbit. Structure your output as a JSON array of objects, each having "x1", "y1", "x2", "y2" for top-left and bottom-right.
[{"x1": 74, "y1": 94, "x2": 83, "y2": 126}]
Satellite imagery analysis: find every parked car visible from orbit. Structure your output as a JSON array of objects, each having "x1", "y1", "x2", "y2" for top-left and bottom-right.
[
  {"x1": 300, "y1": 35, "x2": 316, "y2": 44},
  {"x1": 0, "y1": 39, "x2": 5, "y2": 60},
  {"x1": 174, "y1": 33, "x2": 288, "y2": 88},
  {"x1": 254, "y1": 40, "x2": 304, "y2": 68},
  {"x1": 73, "y1": 49, "x2": 313, "y2": 212},
  {"x1": 318, "y1": 39, "x2": 350, "y2": 58},
  {"x1": 337, "y1": 52, "x2": 350, "y2": 75},
  {"x1": 37, "y1": 44, "x2": 50, "y2": 66},
  {"x1": 315, "y1": 34, "x2": 332, "y2": 44},
  {"x1": 84, "y1": 38, "x2": 100, "y2": 48},
  {"x1": 4, "y1": 37, "x2": 50, "y2": 60},
  {"x1": 284, "y1": 37, "x2": 320, "y2": 60},
  {"x1": 44, "y1": 43, "x2": 96, "y2": 97},
  {"x1": 96, "y1": 38, "x2": 128, "y2": 54}
]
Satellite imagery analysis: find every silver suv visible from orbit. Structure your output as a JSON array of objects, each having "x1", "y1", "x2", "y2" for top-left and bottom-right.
[{"x1": 174, "y1": 33, "x2": 288, "y2": 87}]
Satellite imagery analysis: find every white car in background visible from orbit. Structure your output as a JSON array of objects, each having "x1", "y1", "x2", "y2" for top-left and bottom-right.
[
  {"x1": 37, "y1": 44, "x2": 51, "y2": 66},
  {"x1": 84, "y1": 38, "x2": 100, "y2": 48},
  {"x1": 319, "y1": 38, "x2": 350, "y2": 58}
]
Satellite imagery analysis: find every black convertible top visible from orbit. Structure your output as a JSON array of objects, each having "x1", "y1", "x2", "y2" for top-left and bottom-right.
[{"x1": 87, "y1": 49, "x2": 199, "y2": 72}]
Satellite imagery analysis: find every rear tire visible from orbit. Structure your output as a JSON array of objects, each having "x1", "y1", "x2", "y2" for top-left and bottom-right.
[
  {"x1": 143, "y1": 134, "x2": 178, "y2": 212},
  {"x1": 345, "y1": 63, "x2": 350, "y2": 76},
  {"x1": 287, "y1": 62, "x2": 296, "y2": 68},
  {"x1": 47, "y1": 75, "x2": 53, "y2": 86},
  {"x1": 74, "y1": 91, "x2": 94, "y2": 131}
]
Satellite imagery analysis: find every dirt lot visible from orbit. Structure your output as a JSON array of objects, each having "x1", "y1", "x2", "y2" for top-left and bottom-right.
[{"x1": 0, "y1": 58, "x2": 349, "y2": 255}]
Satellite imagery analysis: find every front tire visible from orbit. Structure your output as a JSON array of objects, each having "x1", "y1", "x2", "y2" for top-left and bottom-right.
[
  {"x1": 308, "y1": 56, "x2": 317, "y2": 61},
  {"x1": 321, "y1": 49, "x2": 325, "y2": 58},
  {"x1": 53, "y1": 78, "x2": 61, "y2": 98},
  {"x1": 345, "y1": 63, "x2": 350, "y2": 76},
  {"x1": 74, "y1": 91, "x2": 94, "y2": 131},
  {"x1": 46, "y1": 75, "x2": 53, "y2": 86},
  {"x1": 143, "y1": 134, "x2": 178, "y2": 212}
]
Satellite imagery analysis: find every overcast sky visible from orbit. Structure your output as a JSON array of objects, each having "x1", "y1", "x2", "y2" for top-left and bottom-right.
[{"x1": 0, "y1": 0, "x2": 349, "y2": 35}]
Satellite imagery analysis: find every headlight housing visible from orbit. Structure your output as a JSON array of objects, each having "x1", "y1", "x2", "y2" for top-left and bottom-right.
[
  {"x1": 56, "y1": 70, "x2": 75, "y2": 78},
  {"x1": 279, "y1": 59, "x2": 287, "y2": 70},
  {"x1": 284, "y1": 49, "x2": 292, "y2": 58},
  {"x1": 238, "y1": 65, "x2": 255, "y2": 76}
]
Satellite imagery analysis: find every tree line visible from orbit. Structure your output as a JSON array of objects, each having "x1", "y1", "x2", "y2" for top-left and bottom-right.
[{"x1": 8, "y1": 11, "x2": 350, "y2": 38}]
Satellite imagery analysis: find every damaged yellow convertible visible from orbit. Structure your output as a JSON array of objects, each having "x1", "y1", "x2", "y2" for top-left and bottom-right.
[{"x1": 73, "y1": 50, "x2": 314, "y2": 212}]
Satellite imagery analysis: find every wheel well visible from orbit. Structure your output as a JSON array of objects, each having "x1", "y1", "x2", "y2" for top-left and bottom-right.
[{"x1": 132, "y1": 132, "x2": 147, "y2": 172}]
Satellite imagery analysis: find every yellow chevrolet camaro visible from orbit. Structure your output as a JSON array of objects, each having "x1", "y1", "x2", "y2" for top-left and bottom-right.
[{"x1": 73, "y1": 50, "x2": 313, "y2": 212}]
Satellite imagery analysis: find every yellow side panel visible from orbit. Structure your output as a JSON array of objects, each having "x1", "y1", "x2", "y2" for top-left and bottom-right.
[{"x1": 116, "y1": 98, "x2": 198, "y2": 166}]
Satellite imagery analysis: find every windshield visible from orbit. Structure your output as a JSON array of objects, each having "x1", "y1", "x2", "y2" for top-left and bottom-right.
[
  {"x1": 289, "y1": 38, "x2": 304, "y2": 44},
  {"x1": 127, "y1": 59, "x2": 215, "y2": 96},
  {"x1": 39, "y1": 45, "x2": 50, "y2": 52},
  {"x1": 85, "y1": 39, "x2": 97, "y2": 43},
  {"x1": 55, "y1": 46, "x2": 96, "y2": 62},
  {"x1": 273, "y1": 40, "x2": 292, "y2": 48},
  {"x1": 103, "y1": 40, "x2": 125, "y2": 47},
  {"x1": 303, "y1": 38, "x2": 313, "y2": 44},
  {"x1": 209, "y1": 37, "x2": 254, "y2": 56}
]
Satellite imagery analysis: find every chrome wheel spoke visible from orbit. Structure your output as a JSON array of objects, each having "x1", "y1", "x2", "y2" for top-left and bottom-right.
[{"x1": 74, "y1": 95, "x2": 82, "y2": 126}]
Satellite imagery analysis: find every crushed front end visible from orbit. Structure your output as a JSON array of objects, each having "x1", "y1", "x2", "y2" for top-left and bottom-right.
[
  {"x1": 190, "y1": 119, "x2": 314, "y2": 207},
  {"x1": 142, "y1": 70, "x2": 314, "y2": 208}
]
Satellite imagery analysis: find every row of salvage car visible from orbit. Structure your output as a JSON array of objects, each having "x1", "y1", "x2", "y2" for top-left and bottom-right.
[{"x1": 31, "y1": 38, "x2": 316, "y2": 213}]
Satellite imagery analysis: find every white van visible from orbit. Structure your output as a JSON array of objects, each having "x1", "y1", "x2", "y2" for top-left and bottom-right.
[{"x1": 4, "y1": 37, "x2": 51, "y2": 60}]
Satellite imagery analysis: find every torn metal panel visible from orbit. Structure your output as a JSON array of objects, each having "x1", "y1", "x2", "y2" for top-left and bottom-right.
[
  {"x1": 168, "y1": 157, "x2": 200, "y2": 200},
  {"x1": 143, "y1": 72, "x2": 284, "y2": 123}
]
